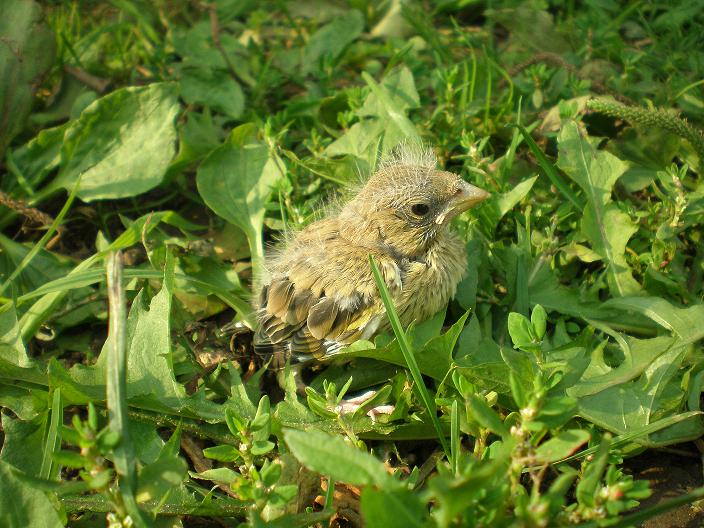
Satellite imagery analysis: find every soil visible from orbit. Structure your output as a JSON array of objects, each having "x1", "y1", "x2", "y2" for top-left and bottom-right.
[{"x1": 624, "y1": 445, "x2": 704, "y2": 527}]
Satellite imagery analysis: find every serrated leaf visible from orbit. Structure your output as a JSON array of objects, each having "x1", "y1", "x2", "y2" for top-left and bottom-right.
[{"x1": 557, "y1": 121, "x2": 640, "y2": 296}]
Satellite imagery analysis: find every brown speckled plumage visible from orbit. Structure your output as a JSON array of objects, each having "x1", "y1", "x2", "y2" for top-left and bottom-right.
[{"x1": 254, "y1": 146, "x2": 489, "y2": 363}]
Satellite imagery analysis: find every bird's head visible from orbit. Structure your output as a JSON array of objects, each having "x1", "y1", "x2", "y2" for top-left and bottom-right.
[{"x1": 340, "y1": 151, "x2": 489, "y2": 257}]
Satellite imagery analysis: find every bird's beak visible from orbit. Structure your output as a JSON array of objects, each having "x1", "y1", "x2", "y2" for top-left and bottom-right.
[{"x1": 436, "y1": 181, "x2": 490, "y2": 225}]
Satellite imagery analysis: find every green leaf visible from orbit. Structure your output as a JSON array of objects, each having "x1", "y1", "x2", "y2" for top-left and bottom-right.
[
  {"x1": 0, "y1": 461, "x2": 63, "y2": 528},
  {"x1": 477, "y1": 174, "x2": 539, "y2": 232},
  {"x1": 302, "y1": 11, "x2": 365, "y2": 74},
  {"x1": 603, "y1": 297, "x2": 704, "y2": 345},
  {"x1": 105, "y1": 252, "x2": 151, "y2": 526},
  {"x1": 136, "y1": 456, "x2": 188, "y2": 504},
  {"x1": 514, "y1": 125, "x2": 582, "y2": 210},
  {"x1": 180, "y1": 68, "x2": 244, "y2": 119},
  {"x1": 196, "y1": 140, "x2": 283, "y2": 273},
  {"x1": 531, "y1": 304, "x2": 547, "y2": 341},
  {"x1": 507, "y1": 312, "x2": 536, "y2": 349},
  {"x1": 284, "y1": 428, "x2": 396, "y2": 488},
  {"x1": 572, "y1": 341, "x2": 704, "y2": 446},
  {"x1": 0, "y1": 0, "x2": 55, "y2": 160},
  {"x1": 194, "y1": 467, "x2": 239, "y2": 485},
  {"x1": 361, "y1": 488, "x2": 429, "y2": 528},
  {"x1": 49, "y1": 83, "x2": 180, "y2": 201},
  {"x1": 39, "y1": 388, "x2": 63, "y2": 480},
  {"x1": 534, "y1": 429, "x2": 590, "y2": 463},
  {"x1": 203, "y1": 445, "x2": 241, "y2": 462},
  {"x1": 557, "y1": 121, "x2": 640, "y2": 296},
  {"x1": 251, "y1": 440, "x2": 275, "y2": 455},
  {"x1": 361, "y1": 72, "x2": 420, "y2": 153},
  {"x1": 67, "y1": 252, "x2": 187, "y2": 407},
  {"x1": 359, "y1": 66, "x2": 420, "y2": 117},
  {"x1": 576, "y1": 434, "x2": 611, "y2": 508},
  {"x1": 466, "y1": 394, "x2": 510, "y2": 438},
  {"x1": 0, "y1": 304, "x2": 31, "y2": 369},
  {"x1": 0, "y1": 414, "x2": 45, "y2": 476}
]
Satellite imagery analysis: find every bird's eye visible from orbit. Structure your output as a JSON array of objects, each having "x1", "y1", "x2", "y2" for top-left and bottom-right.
[{"x1": 411, "y1": 203, "x2": 430, "y2": 217}]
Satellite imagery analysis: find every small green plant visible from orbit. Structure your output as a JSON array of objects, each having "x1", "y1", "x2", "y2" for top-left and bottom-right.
[{"x1": 196, "y1": 396, "x2": 299, "y2": 524}]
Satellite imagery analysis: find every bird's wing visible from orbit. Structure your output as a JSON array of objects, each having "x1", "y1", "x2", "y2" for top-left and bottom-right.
[{"x1": 253, "y1": 243, "x2": 402, "y2": 362}]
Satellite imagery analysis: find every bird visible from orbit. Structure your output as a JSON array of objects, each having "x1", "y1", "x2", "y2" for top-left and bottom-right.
[{"x1": 253, "y1": 145, "x2": 489, "y2": 367}]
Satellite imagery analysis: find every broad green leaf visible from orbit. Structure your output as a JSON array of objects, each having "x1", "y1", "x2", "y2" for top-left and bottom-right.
[
  {"x1": 557, "y1": 121, "x2": 640, "y2": 296},
  {"x1": 302, "y1": 11, "x2": 365, "y2": 74},
  {"x1": 0, "y1": 461, "x2": 63, "y2": 528},
  {"x1": 603, "y1": 297, "x2": 704, "y2": 345},
  {"x1": 7, "y1": 122, "x2": 67, "y2": 194},
  {"x1": 180, "y1": 68, "x2": 244, "y2": 119},
  {"x1": 194, "y1": 467, "x2": 239, "y2": 485},
  {"x1": 196, "y1": 140, "x2": 283, "y2": 273},
  {"x1": 0, "y1": 0, "x2": 55, "y2": 160},
  {"x1": 48, "y1": 83, "x2": 180, "y2": 201},
  {"x1": 0, "y1": 384, "x2": 45, "y2": 420},
  {"x1": 534, "y1": 429, "x2": 590, "y2": 463},
  {"x1": 284, "y1": 428, "x2": 396, "y2": 488},
  {"x1": 362, "y1": 72, "x2": 420, "y2": 153},
  {"x1": 337, "y1": 311, "x2": 468, "y2": 381},
  {"x1": 0, "y1": 414, "x2": 45, "y2": 477},
  {"x1": 361, "y1": 488, "x2": 429, "y2": 528},
  {"x1": 135, "y1": 456, "x2": 188, "y2": 504},
  {"x1": 572, "y1": 341, "x2": 704, "y2": 446},
  {"x1": 359, "y1": 66, "x2": 420, "y2": 117},
  {"x1": 324, "y1": 119, "x2": 384, "y2": 166}
]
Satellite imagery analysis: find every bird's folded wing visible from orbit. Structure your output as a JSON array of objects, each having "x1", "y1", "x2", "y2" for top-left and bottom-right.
[{"x1": 253, "y1": 249, "x2": 401, "y2": 361}]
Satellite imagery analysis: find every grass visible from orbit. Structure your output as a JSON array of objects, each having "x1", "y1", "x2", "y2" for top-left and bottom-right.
[{"x1": 1, "y1": 0, "x2": 704, "y2": 526}]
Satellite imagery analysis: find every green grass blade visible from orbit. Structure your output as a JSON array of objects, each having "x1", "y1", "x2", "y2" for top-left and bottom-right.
[
  {"x1": 513, "y1": 124, "x2": 584, "y2": 210},
  {"x1": 14, "y1": 267, "x2": 253, "y2": 326},
  {"x1": 0, "y1": 179, "x2": 79, "y2": 298},
  {"x1": 450, "y1": 399, "x2": 459, "y2": 475},
  {"x1": 369, "y1": 255, "x2": 451, "y2": 459},
  {"x1": 40, "y1": 387, "x2": 62, "y2": 480},
  {"x1": 105, "y1": 251, "x2": 150, "y2": 526}
]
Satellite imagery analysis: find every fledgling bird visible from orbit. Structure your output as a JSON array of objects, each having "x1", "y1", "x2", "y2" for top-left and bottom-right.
[{"x1": 253, "y1": 146, "x2": 489, "y2": 365}]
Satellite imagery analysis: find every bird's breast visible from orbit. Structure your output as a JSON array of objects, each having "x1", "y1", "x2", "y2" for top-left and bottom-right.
[{"x1": 394, "y1": 232, "x2": 467, "y2": 325}]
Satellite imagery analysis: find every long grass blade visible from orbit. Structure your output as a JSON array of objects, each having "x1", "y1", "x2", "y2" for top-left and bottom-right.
[
  {"x1": 106, "y1": 251, "x2": 150, "y2": 526},
  {"x1": 369, "y1": 255, "x2": 451, "y2": 459},
  {"x1": 0, "y1": 179, "x2": 79, "y2": 298},
  {"x1": 513, "y1": 124, "x2": 584, "y2": 210},
  {"x1": 40, "y1": 387, "x2": 63, "y2": 480}
]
